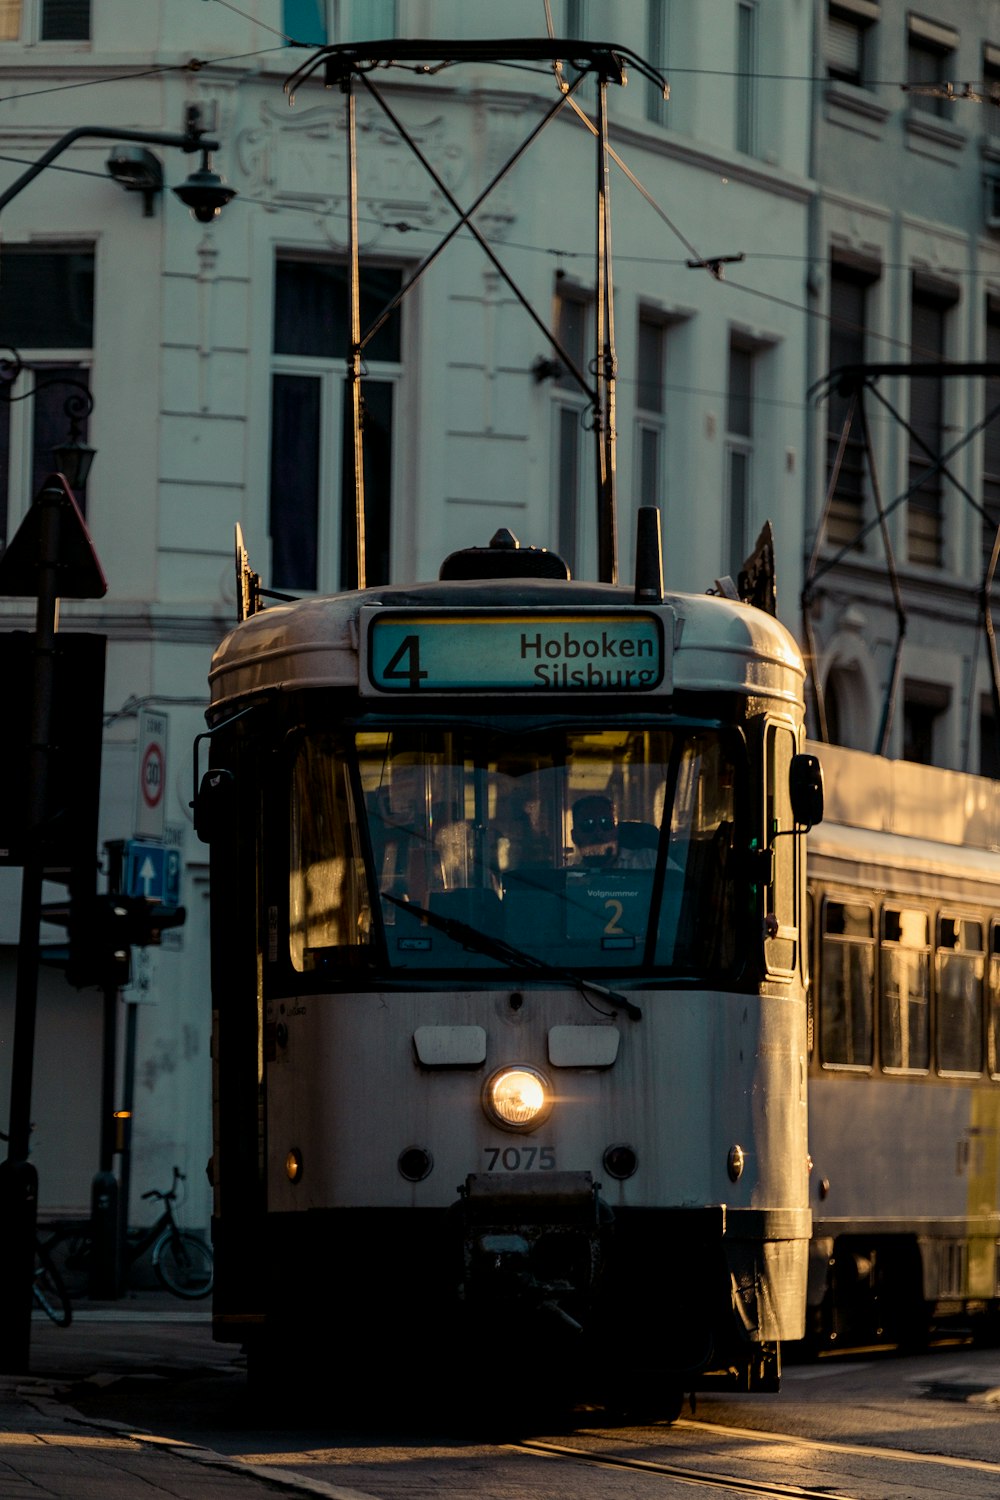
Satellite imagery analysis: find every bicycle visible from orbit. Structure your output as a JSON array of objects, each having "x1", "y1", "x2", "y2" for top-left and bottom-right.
[
  {"x1": 0, "y1": 1130, "x2": 73, "y2": 1326},
  {"x1": 128, "y1": 1166, "x2": 213, "y2": 1299},
  {"x1": 33, "y1": 1231, "x2": 73, "y2": 1326}
]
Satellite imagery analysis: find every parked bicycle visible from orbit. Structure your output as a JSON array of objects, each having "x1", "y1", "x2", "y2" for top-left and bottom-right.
[
  {"x1": 33, "y1": 1229, "x2": 73, "y2": 1326},
  {"x1": 128, "y1": 1166, "x2": 213, "y2": 1299},
  {"x1": 51, "y1": 1166, "x2": 212, "y2": 1301},
  {"x1": 0, "y1": 1130, "x2": 73, "y2": 1326}
]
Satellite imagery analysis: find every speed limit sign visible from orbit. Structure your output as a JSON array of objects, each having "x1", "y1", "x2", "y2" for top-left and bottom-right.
[{"x1": 135, "y1": 710, "x2": 168, "y2": 838}]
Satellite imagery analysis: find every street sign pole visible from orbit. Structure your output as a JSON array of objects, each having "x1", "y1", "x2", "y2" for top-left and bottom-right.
[
  {"x1": 0, "y1": 476, "x2": 106, "y2": 1373},
  {"x1": 0, "y1": 486, "x2": 65, "y2": 1368}
]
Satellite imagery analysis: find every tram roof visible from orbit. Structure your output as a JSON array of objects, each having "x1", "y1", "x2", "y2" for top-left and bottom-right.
[
  {"x1": 809, "y1": 741, "x2": 1000, "y2": 855},
  {"x1": 208, "y1": 577, "x2": 805, "y2": 714}
]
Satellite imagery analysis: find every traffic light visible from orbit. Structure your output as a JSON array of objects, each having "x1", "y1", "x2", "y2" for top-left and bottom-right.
[
  {"x1": 41, "y1": 893, "x2": 186, "y2": 989},
  {"x1": 124, "y1": 898, "x2": 186, "y2": 948}
]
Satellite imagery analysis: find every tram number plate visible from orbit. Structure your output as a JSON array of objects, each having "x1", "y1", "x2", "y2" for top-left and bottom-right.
[{"x1": 485, "y1": 1146, "x2": 556, "y2": 1172}]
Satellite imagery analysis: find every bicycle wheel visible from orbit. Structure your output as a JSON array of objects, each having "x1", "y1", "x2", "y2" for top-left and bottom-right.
[
  {"x1": 152, "y1": 1229, "x2": 213, "y2": 1299},
  {"x1": 33, "y1": 1246, "x2": 72, "y2": 1327}
]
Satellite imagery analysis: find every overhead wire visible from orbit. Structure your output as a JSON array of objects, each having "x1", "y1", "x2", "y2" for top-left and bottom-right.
[
  {"x1": 0, "y1": 9, "x2": 991, "y2": 378},
  {"x1": 0, "y1": 47, "x2": 289, "y2": 107}
]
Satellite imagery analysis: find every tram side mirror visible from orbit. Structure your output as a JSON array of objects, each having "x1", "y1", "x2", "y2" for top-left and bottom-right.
[
  {"x1": 789, "y1": 753, "x2": 824, "y2": 830},
  {"x1": 193, "y1": 768, "x2": 235, "y2": 845}
]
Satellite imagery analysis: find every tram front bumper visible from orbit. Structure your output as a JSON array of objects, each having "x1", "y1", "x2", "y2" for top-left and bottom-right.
[{"x1": 458, "y1": 1171, "x2": 608, "y2": 1335}]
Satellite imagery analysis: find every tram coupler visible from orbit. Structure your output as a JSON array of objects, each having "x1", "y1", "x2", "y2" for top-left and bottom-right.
[{"x1": 457, "y1": 1171, "x2": 608, "y2": 1335}]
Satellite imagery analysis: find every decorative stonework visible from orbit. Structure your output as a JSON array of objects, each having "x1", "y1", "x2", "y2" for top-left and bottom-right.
[{"x1": 236, "y1": 98, "x2": 469, "y2": 249}]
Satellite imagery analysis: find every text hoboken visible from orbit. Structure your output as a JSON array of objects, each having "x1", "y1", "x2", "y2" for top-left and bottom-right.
[{"x1": 520, "y1": 631, "x2": 658, "y2": 688}]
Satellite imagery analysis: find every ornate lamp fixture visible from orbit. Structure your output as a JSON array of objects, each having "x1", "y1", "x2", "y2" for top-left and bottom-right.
[{"x1": 0, "y1": 348, "x2": 96, "y2": 488}]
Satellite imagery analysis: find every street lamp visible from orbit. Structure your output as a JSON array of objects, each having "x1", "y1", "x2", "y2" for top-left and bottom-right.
[
  {"x1": 0, "y1": 107, "x2": 236, "y2": 218},
  {"x1": 173, "y1": 147, "x2": 236, "y2": 223}
]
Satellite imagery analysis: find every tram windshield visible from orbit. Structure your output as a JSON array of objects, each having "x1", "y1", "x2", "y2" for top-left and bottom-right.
[{"x1": 289, "y1": 725, "x2": 744, "y2": 980}]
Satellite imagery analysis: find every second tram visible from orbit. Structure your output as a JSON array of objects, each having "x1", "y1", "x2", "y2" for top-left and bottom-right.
[
  {"x1": 806, "y1": 741, "x2": 1000, "y2": 1349},
  {"x1": 198, "y1": 521, "x2": 821, "y2": 1413}
]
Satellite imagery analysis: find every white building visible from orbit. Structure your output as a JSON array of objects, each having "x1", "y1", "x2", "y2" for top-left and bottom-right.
[{"x1": 0, "y1": 0, "x2": 818, "y2": 1227}]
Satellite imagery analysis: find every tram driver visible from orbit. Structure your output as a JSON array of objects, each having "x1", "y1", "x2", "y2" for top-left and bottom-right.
[{"x1": 569, "y1": 794, "x2": 659, "y2": 871}]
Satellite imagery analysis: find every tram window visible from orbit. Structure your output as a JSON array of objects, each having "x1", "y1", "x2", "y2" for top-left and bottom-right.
[
  {"x1": 289, "y1": 738, "x2": 373, "y2": 971},
  {"x1": 937, "y1": 914, "x2": 984, "y2": 1075},
  {"x1": 819, "y1": 899, "x2": 874, "y2": 1068},
  {"x1": 880, "y1": 907, "x2": 930, "y2": 1072},
  {"x1": 989, "y1": 923, "x2": 1000, "y2": 1077},
  {"x1": 806, "y1": 891, "x2": 815, "y2": 1057},
  {"x1": 657, "y1": 731, "x2": 739, "y2": 970},
  {"x1": 342, "y1": 725, "x2": 747, "y2": 977},
  {"x1": 764, "y1": 725, "x2": 797, "y2": 973}
]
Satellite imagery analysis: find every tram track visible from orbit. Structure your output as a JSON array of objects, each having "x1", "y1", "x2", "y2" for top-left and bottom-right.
[
  {"x1": 512, "y1": 1436, "x2": 857, "y2": 1498},
  {"x1": 511, "y1": 1412, "x2": 1000, "y2": 1498}
]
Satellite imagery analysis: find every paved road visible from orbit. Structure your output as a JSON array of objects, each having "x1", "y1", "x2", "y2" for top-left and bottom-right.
[{"x1": 8, "y1": 1296, "x2": 1000, "y2": 1499}]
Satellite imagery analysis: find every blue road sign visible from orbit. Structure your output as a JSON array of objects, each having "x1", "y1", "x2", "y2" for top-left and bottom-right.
[{"x1": 124, "y1": 840, "x2": 181, "y2": 908}]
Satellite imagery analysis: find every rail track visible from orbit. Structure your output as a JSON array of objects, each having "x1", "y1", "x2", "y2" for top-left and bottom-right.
[
  {"x1": 511, "y1": 1414, "x2": 1000, "y2": 1499},
  {"x1": 513, "y1": 1436, "x2": 857, "y2": 1498}
]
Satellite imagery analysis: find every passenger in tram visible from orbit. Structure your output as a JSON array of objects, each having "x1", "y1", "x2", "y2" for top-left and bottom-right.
[
  {"x1": 569, "y1": 794, "x2": 659, "y2": 871},
  {"x1": 369, "y1": 754, "x2": 444, "y2": 905}
]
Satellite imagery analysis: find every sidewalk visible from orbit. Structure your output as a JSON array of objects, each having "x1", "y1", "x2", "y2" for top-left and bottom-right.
[{"x1": 0, "y1": 1291, "x2": 371, "y2": 1499}]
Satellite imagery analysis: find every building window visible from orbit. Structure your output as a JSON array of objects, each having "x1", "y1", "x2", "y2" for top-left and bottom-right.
[
  {"x1": 0, "y1": 247, "x2": 94, "y2": 543},
  {"x1": 735, "y1": 0, "x2": 759, "y2": 156},
  {"x1": 0, "y1": 1, "x2": 90, "y2": 40},
  {"x1": 725, "y1": 340, "x2": 754, "y2": 577},
  {"x1": 985, "y1": 45, "x2": 1000, "y2": 137},
  {"x1": 646, "y1": 0, "x2": 669, "y2": 123},
  {"x1": 906, "y1": 14, "x2": 958, "y2": 117},
  {"x1": 635, "y1": 313, "x2": 666, "y2": 509},
  {"x1": 983, "y1": 301, "x2": 1000, "y2": 566},
  {"x1": 564, "y1": 0, "x2": 595, "y2": 105},
  {"x1": 825, "y1": 660, "x2": 870, "y2": 750},
  {"x1": 826, "y1": 260, "x2": 878, "y2": 550},
  {"x1": 565, "y1": 0, "x2": 587, "y2": 39},
  {"x1": 902, "y1": 678, "x2": 949, "y2": 764},
  {"x1": 826, "y1": 0, "x2": 879, "y2": 87},
  {"x1": 908, "y1": 278, "x2": 957, "y2": 568},
  {"x1": 979, "y1": 695, "x2": 1000, "y2": 778},
  {"x1": 282, "y1": 0, "x2": 396, "y2": 44},
  {"x1": 269, "y1": 258, "x2": 403, "y2": 593},
  {"x1": 552, "y1": 284, "x2": 592, "y2": 577}
]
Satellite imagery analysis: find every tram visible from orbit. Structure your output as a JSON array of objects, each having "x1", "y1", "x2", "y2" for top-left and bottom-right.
[
  {"x1": 805, "y1": 741, "x2": 1000, "y2": 1349},
  {"x1": 196, "y1": 516, "x2": 822, "y2": 1412}
]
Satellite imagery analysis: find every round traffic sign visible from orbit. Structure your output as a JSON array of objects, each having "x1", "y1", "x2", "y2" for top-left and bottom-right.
[{"x1": 140, "y1": 741, "x2": 165, "y2": 810}]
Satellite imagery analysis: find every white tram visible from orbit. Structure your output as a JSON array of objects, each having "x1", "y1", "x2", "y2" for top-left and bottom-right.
[
  {"x1": 805, "y1": 742, "x2": 1000, "y2": 1348},
  {"x1": 197, "y1": 523, "x2": 821, "y2": 1412}
]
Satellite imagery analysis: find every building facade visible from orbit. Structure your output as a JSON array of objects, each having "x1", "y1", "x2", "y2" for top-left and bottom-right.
[
  {"x1": 806, "y1": 0, "x2": 1000, "y2": 773},
  {"x1": 13, "y1": 1, "x2": 990, "y2": 1224}
]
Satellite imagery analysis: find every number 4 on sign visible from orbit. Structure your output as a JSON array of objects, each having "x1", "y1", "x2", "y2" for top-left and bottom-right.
[{"x1": 382, "y1": 635, "x2": 428, "y2": 690}]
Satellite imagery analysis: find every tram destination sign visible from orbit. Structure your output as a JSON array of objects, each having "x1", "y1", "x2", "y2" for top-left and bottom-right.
[{"x1": 363, "y1": 610, "x2": 666, "y2": 694}]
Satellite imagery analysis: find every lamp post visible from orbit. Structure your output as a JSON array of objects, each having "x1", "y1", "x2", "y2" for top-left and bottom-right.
[{"x1": 0, "y1": 110, "x2": 234, "y2": 219}]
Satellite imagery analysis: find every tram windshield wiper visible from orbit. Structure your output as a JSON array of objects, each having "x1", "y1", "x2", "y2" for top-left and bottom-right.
[{"x1": 382, "y1": 892, "x2": 642, "y2": 1021}]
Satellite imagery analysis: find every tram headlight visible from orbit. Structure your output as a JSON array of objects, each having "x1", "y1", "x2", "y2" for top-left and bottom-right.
[{"x1": 483, "y1": 1066, "x2": 552, "y2": 1132}]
